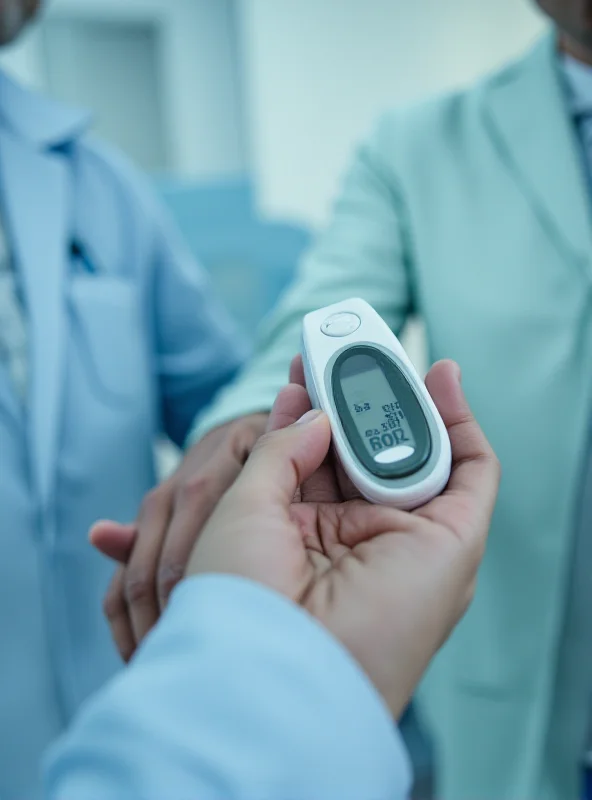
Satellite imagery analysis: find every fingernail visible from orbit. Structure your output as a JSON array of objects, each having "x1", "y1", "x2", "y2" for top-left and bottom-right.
[
  {"x1": 453, "y1": 363, "x2": 462, "y2": 384},
  {"x1": 295, "y1": 409, "x2": 322, "y2": 425}
]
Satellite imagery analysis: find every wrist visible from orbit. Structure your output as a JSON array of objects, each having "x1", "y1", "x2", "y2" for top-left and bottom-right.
[{"x1": 324, "y1": 611, "x2": 434, "y2": 721}]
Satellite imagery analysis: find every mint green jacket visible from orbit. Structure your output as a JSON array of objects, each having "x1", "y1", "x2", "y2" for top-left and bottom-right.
[{"x1": 194, "y1": 32, "x2": 592, "y2": 800}]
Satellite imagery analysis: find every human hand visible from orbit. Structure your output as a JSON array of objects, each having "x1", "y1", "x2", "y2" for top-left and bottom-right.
[
  {"x1": 187, "y1": 358, "x2": 500, "y2": 716},
  {"x1": 91, "y1": 411, "x2": 269, "y2": 661}
]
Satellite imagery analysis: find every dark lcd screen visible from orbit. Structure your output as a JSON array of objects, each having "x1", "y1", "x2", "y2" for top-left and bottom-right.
[
  {"x1": 332, "y1": 347, "x2": 431, "y2": 479},
  {"x1": 340, "y1": 355, "x2": 416, "y2": 463}
]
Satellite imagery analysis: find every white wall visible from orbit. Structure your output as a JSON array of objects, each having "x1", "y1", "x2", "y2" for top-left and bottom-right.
[
  {"x1": 0, "y1": 1, "x2": 546, "y2": 195},
  {"x1": 157, "y1": 0, "x2": 247, "y2": 177},
  {"x1": 43, "y1": 18, "x2": 170, "y2": 172},
  {"x1": 239, "y1": 0, "x2": 546, "y2": 227},
  {"x1": 236, "y1": 0, "x2": 547, "y2": 369},
  {"x1": 0, "y1": 0, "x2": 247, "y2": 178}
]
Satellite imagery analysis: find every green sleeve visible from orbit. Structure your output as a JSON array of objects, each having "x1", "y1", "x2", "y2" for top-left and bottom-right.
[{"x1": 189, "y1": 117, "x2": 414, "y2": 444}]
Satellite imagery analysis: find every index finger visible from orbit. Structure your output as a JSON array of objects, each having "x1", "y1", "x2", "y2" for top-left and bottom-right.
[
  {"x1": 90, "y1": 522, "x2": 137, "y2": 564},
  {"x1": 289, "y1": 354, "x2": 306, "y2": 388},
  {"x1": 416, "y1": 361, "x2": 500, "y2": 538}
]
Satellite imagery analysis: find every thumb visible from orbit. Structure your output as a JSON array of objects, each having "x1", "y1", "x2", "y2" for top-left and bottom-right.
[
  {"x1": 235, "y1": 409, "x2": 332, "y2": 507},
  {"x1": 90, "y1": 521, "x2": 137, "y2": 563}
]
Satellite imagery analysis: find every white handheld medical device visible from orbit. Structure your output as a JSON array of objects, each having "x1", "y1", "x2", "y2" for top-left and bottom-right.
[{"x1": 302, "y1": 298, "x2": 452, "y2": 509}]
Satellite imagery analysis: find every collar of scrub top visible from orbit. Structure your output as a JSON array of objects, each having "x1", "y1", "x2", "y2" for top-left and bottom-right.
[
  {"x1": 0, "y1": 68, "x2": 92, "y2": 149},
  {"x1": 0, "y1": 68, "x2": 98, "y2": 510},
  {"x1": 0, "y1": 70, "x2": 99, "y2": 279},
  {"x1": 0, "y1": 70, "x2": 100, "y2": 275},
  {"x1": 559, "y1": 54, "x2": 592, "y2": 119}
]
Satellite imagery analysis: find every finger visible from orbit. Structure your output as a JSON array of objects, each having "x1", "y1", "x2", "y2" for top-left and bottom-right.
[
  {"x1": 103, "y1": 567, "x2": 136, "y2": 663},
  {"x1": 335, "y1": 457, "x2": 363, "y2": 501},
  {"x1": 157, "y1": 454, "x2": 246, "y2": 611},
  {"x1": 266, "y1": 383, "x2": 312, "y2": 433},
  {"x1": 299, "y1": 440, "x2": 347, "y2": 504},
  {"x1": 418, "y1": 360, "x2": 500, "y2": 535},
  {"x1": 300, "y1": 457, "x2": 342, "y2": 503},
  {"x1": 124, "y1": 487, "x2": 173, "y2": 645},
  {"x1": 289, "y1": 354, "x2": 306, "y2": 387},
  {"x1": 90, "y1": 521, "x2": 137, "y2": 564},
  {"x1": 274, "y1": 361, "x2": 342, "y2": 502},
  {"x1": 235, "y1": 411, "x2": 332, "y2": 509}
]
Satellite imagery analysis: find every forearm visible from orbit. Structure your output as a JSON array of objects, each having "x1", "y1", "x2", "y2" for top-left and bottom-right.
[
  {"x1": 189, "y1": 308, "x2": 302, "y2": 443},
  {"x1": 190, "y1": 128, "x2": 412, "y2": 443}
]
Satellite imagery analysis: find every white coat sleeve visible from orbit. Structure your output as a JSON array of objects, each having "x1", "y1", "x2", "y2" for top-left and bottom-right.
[{"x1": 44, "y1": 576, "x2": 411, "y2": 800}]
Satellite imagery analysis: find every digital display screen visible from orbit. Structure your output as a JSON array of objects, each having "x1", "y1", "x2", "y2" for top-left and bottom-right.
[{"x1": 340, "y1": 354, "x2": 416, "y2": 464}]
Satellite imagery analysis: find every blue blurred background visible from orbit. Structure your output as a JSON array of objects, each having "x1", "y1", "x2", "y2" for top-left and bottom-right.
[{"x1": 157, "y1": 176, "x2": 310, "y2": 336}]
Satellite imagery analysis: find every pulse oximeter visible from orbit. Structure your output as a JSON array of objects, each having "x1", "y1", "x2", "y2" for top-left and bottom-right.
[{"x1": 302, "y1": 298, "x2": 452, "y2": 509}]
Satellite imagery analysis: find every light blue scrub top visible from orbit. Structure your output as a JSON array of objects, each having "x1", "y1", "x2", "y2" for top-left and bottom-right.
[{"x1": 45, "y1": 576, "x2": 412, "y2": 800}]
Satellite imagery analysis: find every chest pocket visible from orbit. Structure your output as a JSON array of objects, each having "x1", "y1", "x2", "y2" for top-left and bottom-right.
[{"x1": 67, "y1": 275, "x2": 151, "y2": 406}]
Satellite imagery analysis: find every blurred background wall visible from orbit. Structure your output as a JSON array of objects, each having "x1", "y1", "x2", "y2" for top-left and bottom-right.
[
  {"x1": 1, "y1": 0, "x2": 545, "y2": 222},
  {"x1": 240, "y1": 0, "x2": 545, "y2": 227},
  {"x1": 1, "y1": 0, "x2": 248, "y2": 177}
]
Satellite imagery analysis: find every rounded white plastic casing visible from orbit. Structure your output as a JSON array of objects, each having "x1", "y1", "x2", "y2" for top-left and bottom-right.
[{"x1": 302, "y1": 298, "x2": 452, "y2": 510}]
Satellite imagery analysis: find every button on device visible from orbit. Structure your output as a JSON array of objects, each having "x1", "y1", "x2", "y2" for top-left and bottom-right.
[
  {"x1": 321, "y1": 312, "x2": 361, "y2": 338},
  {"x1": 374, "y1": 445, "x2": 416, "y2": 465}
]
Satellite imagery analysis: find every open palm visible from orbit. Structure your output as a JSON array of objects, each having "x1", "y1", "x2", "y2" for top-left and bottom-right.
[{"x1": 190, "y1": 356, "x2": 499, "y2": 715}]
